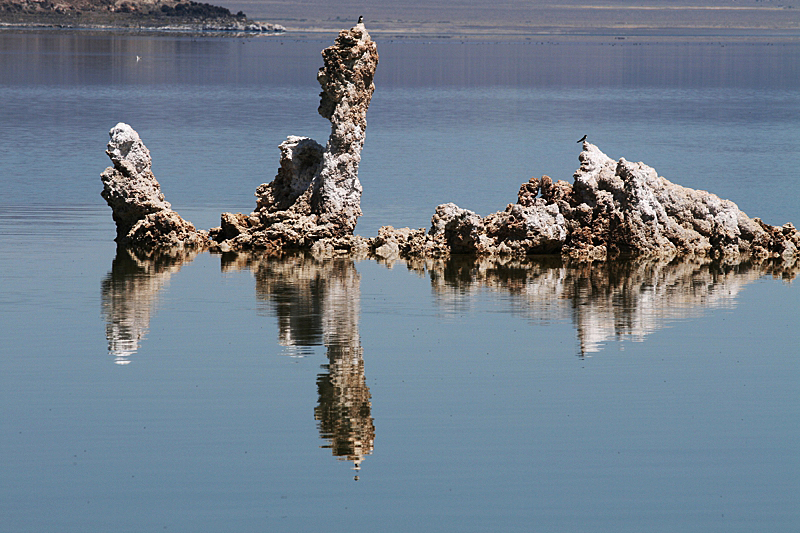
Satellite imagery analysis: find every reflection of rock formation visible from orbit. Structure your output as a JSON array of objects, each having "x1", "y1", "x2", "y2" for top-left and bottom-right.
[
  {"x1": 221, "y1": 253, "x2": 374, "y2": 474},
  {"x1": 413, "y1": 255, "x2": 799, "y2": 356},
  {"x1": 315, "y1": 341, "x2": 372, "y2": 474},
  {"x1": 100, "y1": 246, "x2": 199, "y2": 364}
]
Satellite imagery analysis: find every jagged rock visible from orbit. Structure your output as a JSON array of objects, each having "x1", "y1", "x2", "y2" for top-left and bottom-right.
[
  {"x1": 98, "y1": 32, "x2": 797, "y2": 263},
  {"x1": 314, "y1": 19, "x2": 378, "y2": 231},
  {"x1": 210, "y1": 20, "x2": 378, "y2": 253},
  {"x1": 428, "y1": 203, "x2": 486, "y2": 253},
  {"x1": 100, "y1": 122, "x2": 169, "y2": 238},
  {"x1": 100, "y1": 122, "x2": 208, "y2": 248},
  {"x1": 125, "y1": 210, "x2": 207, "y2": 248},
  {"x1": 563, "y1": 142, "x2": 799, "y2": 260},
  {"x1": 371, "y1": 142, "x2": 798, "y2": 261},
  {"x1": 368, "y1": 226, "x2": 428, "y2": 258},
  {"x1": 255, "y1": 136, "x2": 324, "y2": 214}
]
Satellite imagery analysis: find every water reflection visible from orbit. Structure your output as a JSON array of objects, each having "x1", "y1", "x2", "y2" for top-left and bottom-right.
[
  {"x1": 0, "y1": 31, "x2": 322, "y2": 87},
  {"x1": 100, "y1": 246, "x2": 200, "y2": 364},
  {"x1": 407, "y1": 255, "x2": 798, "y2": 356},
  {"x1": 101, "y1": 249, "x2": 798, "y2": 362},
  {"x1": 101, "y1": 249, "x2": 796, "y2": 474},
  {"x1": 101, "y1": 249, "x2": 375, "y2": 472},
  {"x1": 220, "y1": 253, "x2": 375, "y2": 475}
]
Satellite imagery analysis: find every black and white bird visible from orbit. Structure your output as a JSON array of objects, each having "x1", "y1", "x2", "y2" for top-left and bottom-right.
[
  {"x1": 357, "y1": 15, "x2": 364, "y2": 24},
  {"x1": 577, "y1": 135, "x2": 587, "y2": 143}
]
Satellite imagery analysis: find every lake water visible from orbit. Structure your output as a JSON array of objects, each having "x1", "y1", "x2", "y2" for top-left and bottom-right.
[{"x1": 1, "y1": 29, "x2": 799, "y2": 532}]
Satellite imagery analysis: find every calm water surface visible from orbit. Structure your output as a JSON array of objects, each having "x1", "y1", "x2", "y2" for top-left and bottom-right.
[{"x1": 1, "y1": 30, "x2": 799, "y2": 532}]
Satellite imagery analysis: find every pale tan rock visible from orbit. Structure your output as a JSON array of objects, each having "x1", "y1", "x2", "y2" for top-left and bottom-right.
[
  {"x1": 211, "y1": 22, "x2": 378, "y2": 252},
  {"x1": 368, "y1": 141, "x2": 797, "y2": 262},
  {"x1": 100, "y1": 122, "x2": 208, "y2": 248}
]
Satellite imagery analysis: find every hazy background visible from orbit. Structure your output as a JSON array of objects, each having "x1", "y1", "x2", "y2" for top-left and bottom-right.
[{"x1": 215, "y1": 0, "x2": 800, "y2": 37}]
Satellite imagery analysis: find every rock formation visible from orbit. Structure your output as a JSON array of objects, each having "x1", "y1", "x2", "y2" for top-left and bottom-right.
[
  {"x1": 373, "y1": 142, "x2": 799, "y2": 262},
  {"x1": 208, "y1": 20, "x2": 378, "y2": 253},
  {"x1": 100, "y1": 122, "x2": 208, "y2": 248},
  {"x1": 98, "y1": 24, "x2": 798, "y2": 264}
]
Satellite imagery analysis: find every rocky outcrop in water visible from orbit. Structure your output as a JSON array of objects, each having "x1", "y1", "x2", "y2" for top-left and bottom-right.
[
  {"x1": 98, "y1": 23, "x2": 797, "y2": 263},
  {"x1": 100, "y1": 122, "x2": 208, "y2": 248},
  {"x1": 208, "y1": 20, "x2": 378, "y2": 253},
  {"x1": 373, "y1": 142, "x2": 799, "y2": 261}
]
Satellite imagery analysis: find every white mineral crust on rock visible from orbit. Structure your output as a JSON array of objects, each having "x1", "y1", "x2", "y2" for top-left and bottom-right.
[
  {"x1": 210, "y1": 22, "x2": 378, "y2": 252},
  {"x1": 374, "y1": 141, "x2": 799, "y2": 261},
  {"x1": 100, "y1": 122, "x2": 207, "y2": 248},
  {"x1": 314, "y1": 23, "x2": 377, "y2": 230},
  {"x1": 568, "y1": 142, "x2": 779, "y2": 260},
  {"x1": 101, "y1": 123, "x2": 170, "y2": 235},
  {"x1": 99, "y1": 42, "x2": 797, "y2": 262}
]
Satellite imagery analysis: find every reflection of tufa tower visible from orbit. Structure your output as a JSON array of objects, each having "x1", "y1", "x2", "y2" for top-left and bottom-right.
[
  {"x1": 233, "y1": 253, "x2": 375, "y2": 474},
  {"x1": 101, "y1": 247, "x2": 198, "y2": 364},
  {"x1": 315, "y1": 341, "x2": 374, "y2": 473},
  {"x1": 423, "y1": 255, "x2": 779, "y2": 357}
]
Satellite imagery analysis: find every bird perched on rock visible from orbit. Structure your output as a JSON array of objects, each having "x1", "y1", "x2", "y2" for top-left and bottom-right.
[
  {"x1": 577, "y1": 135, "x2": 587, "y2": 143},
  {"x1": 357, "y1": 16, "x2": 364, "y2": 24}
]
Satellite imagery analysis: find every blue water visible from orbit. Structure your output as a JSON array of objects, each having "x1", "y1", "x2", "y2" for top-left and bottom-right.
[{"x1": 1, "y1": 30, "x2": 799, "y2": 532}]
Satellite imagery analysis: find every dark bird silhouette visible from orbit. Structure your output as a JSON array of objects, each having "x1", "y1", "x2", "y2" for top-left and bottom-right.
[
  {"x1": 357, "y1": 16, "x2": 364, "y2": 24},
  {"x1": 577, "y1": 135, "x2": 587, "y2": 143}
]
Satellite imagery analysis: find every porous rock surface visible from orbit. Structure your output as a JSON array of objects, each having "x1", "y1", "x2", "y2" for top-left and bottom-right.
[
  {"x1": 373, "y1": 142, "x2": 799, "y2": 261},
  {"x1": 100, "y1": 122, "x2": 208, "y2": 248},
  {"x1": 208, "y1": 20, "x2": 378, "y2": 253},
  {"x1": 99, "y1": 25, "x2": 798, "y2": 263}
]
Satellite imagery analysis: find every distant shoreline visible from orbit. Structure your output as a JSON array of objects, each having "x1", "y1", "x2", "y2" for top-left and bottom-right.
[
  {"x1": 0, "y1": 20, "x2": 284, "y2": 35},
  {"x1": 3, "y1": 0, "x2": 799, "y2": 39},
  {"x1": 0, "y1": 1, "x2": 285, "y2": 36},
  {"x1": 3, "y1": 24, "x2": 800, "y2": 43},
  {"x1": 2, "y1": 12, "x2": 800, "y2": 41},
  {"x1": 229, "y1": 1, "x2": 800, "y2": 40}
]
